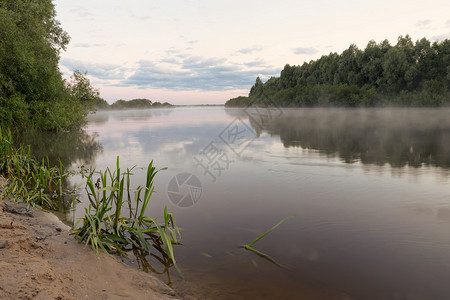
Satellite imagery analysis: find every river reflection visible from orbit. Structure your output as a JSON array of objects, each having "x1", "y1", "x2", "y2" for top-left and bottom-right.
[
  {"x1": 232, "y1": 107, "x2": 450, "y2": 169},
  {"x1": 18, "y1": 128, "x2": 102, "y2": 167},
  {"x1": 66, "y1": 107, "x2": 450, "y2": 299}
]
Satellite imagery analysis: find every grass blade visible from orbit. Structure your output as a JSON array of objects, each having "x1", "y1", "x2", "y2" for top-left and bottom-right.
[{"x1": 247, "y1": 215, "x2": 295, "y2": 247}]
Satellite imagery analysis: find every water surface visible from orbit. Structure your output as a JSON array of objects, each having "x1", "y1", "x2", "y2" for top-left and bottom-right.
[{"x1": 54, "y1": 107, "x2": 450, "y2": 299}]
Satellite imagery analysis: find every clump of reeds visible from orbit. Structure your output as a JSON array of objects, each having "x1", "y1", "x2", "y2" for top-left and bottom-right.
[
  {"x1": 1, "y1": 127, "x2": 181, "y2": 266},
  {"x1": 0, "y1": 128, "x2": 68, "y2": 209},
  {"x1": 72, "y1": 157, "x2": 181, "y2": 266}
]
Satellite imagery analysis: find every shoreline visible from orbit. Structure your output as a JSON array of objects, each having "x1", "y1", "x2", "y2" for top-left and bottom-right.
[{"x1": 0, "y1": 178, "x2": 181, "y2": 300}]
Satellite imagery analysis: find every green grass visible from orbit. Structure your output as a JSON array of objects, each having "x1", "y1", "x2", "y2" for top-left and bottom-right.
[
  {"x1": 1, "y1": 127, "x2": 181, "y2": 268},
  {"x1": 243, "y1": 215, "x2": 295, "y2": 267},
  {"x1": 72, "y1": 156, "x2": 181, "y2": 268},
  {"x1": 0, "y1": 127, "x2": 69, "y2": 209}
]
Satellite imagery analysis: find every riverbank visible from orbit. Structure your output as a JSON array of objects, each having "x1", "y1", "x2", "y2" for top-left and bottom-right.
[{"x1": 0, "y1": 177, "x2": 180, "y2": 300}]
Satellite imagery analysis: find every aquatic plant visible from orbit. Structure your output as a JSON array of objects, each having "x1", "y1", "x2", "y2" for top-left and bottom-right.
[
  {"x1": 0, "y1": 128, "x2": 68, "y2": 209},
  {"x1": 243, "y1": 215, "x2": 295, "y2": 266},
  {"x1": 72, "y1": 157, "x2": 181, "y2": 267}
]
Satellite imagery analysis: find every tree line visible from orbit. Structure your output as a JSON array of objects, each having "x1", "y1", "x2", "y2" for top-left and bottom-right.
[
  {"x1": 226, "y1": 35, "x2": 450, "y2": 107},
  {"x1": 103, "y1": 99, "x2": 174, "y2": 110}
]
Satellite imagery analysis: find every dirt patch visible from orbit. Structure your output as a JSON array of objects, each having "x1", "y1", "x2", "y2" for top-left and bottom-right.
[{"x1": 0, "y1": 184, "x2": 180, "y2": 299}]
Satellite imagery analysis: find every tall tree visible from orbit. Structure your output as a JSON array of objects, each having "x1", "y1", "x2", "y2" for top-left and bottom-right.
[{"x1": 0, "y1": 0, "x2": 99, "y2": 130}]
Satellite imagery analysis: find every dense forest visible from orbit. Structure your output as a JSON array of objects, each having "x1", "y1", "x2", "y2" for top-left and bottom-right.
[{"x1": 226, "y1": 36, "x2": 450, "y2": 107}]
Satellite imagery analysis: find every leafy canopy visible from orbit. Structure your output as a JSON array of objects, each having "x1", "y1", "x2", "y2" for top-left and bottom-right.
[
  {"x1": 226, "y1": 35, "x2": 450, "y2": 107},
  {"x1": 0, "y1": 0, "x2": 100, "y2": 130}
]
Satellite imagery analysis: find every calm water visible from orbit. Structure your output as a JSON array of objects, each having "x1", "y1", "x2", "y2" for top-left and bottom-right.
[{"x1": 34, "y1": 107, "x2": 450, "y2": 299}]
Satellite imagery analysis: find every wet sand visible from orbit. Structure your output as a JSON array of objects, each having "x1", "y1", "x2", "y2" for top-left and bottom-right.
[{"x1": 0, "y1": 177, "x2": 180, "y2": 300}]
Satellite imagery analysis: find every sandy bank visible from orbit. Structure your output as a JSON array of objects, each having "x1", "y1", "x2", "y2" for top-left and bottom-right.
[{"x1": 0, "y1": 178, "x2": 181, "y2": 300}]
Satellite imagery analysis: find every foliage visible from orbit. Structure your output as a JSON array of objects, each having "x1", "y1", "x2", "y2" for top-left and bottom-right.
[
  {"x1": 110, "y1": 98, "x2": 153, "y2": 109},
  {"x1": 0, "y1": 126, "x2": 181, "y2": 266},
  {"x1": 66, "y1": 71, "x2": 106, "y2": 111},
  {"x1": 226, "y1": 35, "x2": 450, "y2": 107},
  {"x1": 151, "y1": 101, "x2": 174, "y2": 108},
  {"x1": 0, "y1": 127, "x2": 68, "y2": 209},
  {"x1": 0, "y1": 0, "x2": 100, "y2": 130},
  {"x1": 72, "y1": 157, "x2": 181, "y2": 267},
  {"x1": 107, "y1": 99, "x2": 174, "y2": 110},
  {"x1": 243, "y1": 215, "x2": 295, "y2": 267}
]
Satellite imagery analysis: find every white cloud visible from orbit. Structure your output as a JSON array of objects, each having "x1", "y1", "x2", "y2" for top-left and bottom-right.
[
  {"x1": 73, "y1": 43, "x2": 105, "y2": 48},
  {"x1": 292, "y1": 47, "x2": 318, "y2": 55},
  {"x1": 416, "y1": 19, "x2": 431, "y2": 28},
  {"x1": 236, "y1": 46, "x2": 263, "y2": 54},
  {"x1": 122, "y1": 55, "x2": 279, "y2": 91},
  {"x1": 431, "y1": 33, "x2": 450, "y2": 41},
  {"x1": 60, "y1": 58, "x2": 129, "y2": 80}
]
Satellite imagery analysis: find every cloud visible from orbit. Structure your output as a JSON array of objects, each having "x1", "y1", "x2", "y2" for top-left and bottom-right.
[
  {"x1": 244, "y1": 59, "x2": 267, "y2": 68},
  {"x1": 61, "y1": 51, "x2": 280, "y2": 91},
  {"x1": 236, "y1": 46, "x2": 263, "y2": 54},
  {"x1": 140, "y1": 15, "x2": 152, "y2": 21},
  {"x1": 446, "y1": 20, "x2": 450, "y2": 27},
  {"x1": 292, "y1": 47, "x2": 318, "y2": 55},
  {"x1": 166, "y1": 48, "x2": 180, "y2": 55},
  {"x1": 122, "y1": 55, "x2": 279, "y2": 91},
  {"x1": 187, "y1": 40, "x2": 199, "y2": 44},
  {"x1": 415, "y1": 19, "x2": 431, "y2": 28},
  {"x1": 431, "y1": 33, "x2": 450, "y2": 41},
  {"x1": 181, "y1": 56, "x2": 226, "y2": 69},
  {"x1": 161, "y1": 57, "x2": 180, "y2": 64},
  {"x1": 60, "y1": 58, "x2": 128, "y2": 80},
  {"x1": 73, "y1": 43, "x2": 105, "y2": 48},
  {"x1": 68, "y1": 6, "x2": 94, "y2": 19}
]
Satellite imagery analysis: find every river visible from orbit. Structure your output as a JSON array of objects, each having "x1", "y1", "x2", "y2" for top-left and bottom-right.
[{"x1": 28, "y1": 107, "x2": 450, "y2": 299}]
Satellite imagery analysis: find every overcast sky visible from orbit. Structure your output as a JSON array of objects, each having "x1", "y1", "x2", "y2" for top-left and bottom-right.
[{"x1": 54, "y1": 0, "x2": 450, "y2": 104}]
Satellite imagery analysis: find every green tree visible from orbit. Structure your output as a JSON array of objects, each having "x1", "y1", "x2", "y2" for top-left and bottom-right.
[
  {"x1": 226, "y1": 35, "x2": 450, "y2": 108},
  {"x1": 0, "y1": 0, "x2": 98, "y2": 130},
  {"x1": 249, "y1": 76, "x2": 264, "y2": 96},
  {"x1": 67, "y1": 71, "x2": 101, "y2": 106}
]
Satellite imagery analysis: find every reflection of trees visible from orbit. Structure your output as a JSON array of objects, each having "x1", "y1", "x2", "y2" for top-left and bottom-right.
[
  {"x1": 246, "y1": 108, "x2": 450, "y2": 169},
  {"x1": 15, "y1": 129, "x2": 103, "y2": 217},
  {"x1": 16, "y1": 128, "x2": 103, "y2": 167}
]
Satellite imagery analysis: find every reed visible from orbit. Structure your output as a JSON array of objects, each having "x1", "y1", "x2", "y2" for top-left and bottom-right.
[
  {"x1": 1, "y1": 127, "x2": 180, "y2": 267},
  {"x1": 72, "y1": 157, "x2": 181, "y2": 266},
  {"x1": 0, "y1": 127, "x2": 68, "y2": 209},
  {"x1": 243, "y1": 215, "x2": 295, "y2": 267}
]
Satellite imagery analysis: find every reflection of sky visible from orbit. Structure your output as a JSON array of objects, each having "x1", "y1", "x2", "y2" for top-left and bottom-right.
[
  {"x1": 74, "y1": 107, "x2": 450, "y2": 299},
  {"x1": 86, "y1": 109, "x2": 231, "y2": 171}
]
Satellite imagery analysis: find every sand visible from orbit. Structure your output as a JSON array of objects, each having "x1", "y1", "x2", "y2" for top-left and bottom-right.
[{"x1": 0, "y1": 177, "x2": 181, "y2": 300}]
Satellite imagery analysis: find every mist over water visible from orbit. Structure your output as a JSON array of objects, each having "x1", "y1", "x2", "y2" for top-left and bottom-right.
[
  {"x1": 39, "y1": 107, "x2": 450, "y2": 299},
  {"x1": 230, "y1": 107, "x2": 450, "y2": 169}
]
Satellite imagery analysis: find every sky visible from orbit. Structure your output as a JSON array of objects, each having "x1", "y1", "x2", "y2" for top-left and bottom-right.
[{"x1": 54, "y1": 0, "x2": 450, "y2": 105}]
